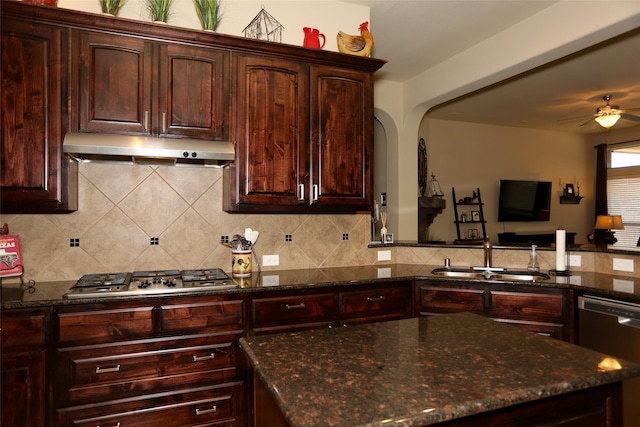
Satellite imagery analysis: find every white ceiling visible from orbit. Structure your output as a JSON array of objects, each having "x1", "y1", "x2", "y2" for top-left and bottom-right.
[{"x1": 341, "y1": 0, "x2": 640, "y2": 135}]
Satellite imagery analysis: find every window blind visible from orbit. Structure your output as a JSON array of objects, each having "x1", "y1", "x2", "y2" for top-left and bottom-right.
[{"x1": 607, "y1": 177, "x2": 640, "y2": 248}]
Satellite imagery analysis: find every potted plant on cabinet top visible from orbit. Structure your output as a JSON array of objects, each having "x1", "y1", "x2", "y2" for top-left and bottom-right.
[
  {"x1": 145, "y1": 0, "x2": 173, "y2": 23},
  {"x1": 99, "y1": 0, "x2": 126, "y2": 16},
  {"x1": 193, "y1": 0, "x2": 223, "y2": 31}
]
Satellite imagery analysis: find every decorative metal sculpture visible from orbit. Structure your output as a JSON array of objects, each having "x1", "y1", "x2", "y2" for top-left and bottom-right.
[{"x1": 243, "y1": 6, "x2": 283, "y2": 42}]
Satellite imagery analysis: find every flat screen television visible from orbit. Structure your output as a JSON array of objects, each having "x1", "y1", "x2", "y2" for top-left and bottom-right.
[{"x1": 498, "y1": 180, "x2": 552, "y2": 222}]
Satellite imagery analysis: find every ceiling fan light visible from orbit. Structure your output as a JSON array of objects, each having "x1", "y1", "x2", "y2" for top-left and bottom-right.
[{"x1": 595, "y1": 113, "x2": 621, "y2": 128}]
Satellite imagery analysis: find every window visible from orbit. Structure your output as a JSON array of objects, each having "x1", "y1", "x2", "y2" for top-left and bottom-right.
[{"x1": 607, "y1": 142, "x2": 640, "y2": 248}]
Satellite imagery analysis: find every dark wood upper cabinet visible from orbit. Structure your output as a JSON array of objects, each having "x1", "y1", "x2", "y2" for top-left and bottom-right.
[
  {"x1": 311, "y1": 66, "x2": 372, "y2": 209},
  {"x1": 225, "y1": 56, "x2": 381, "y2": 213},
  {"x1": 231, "y1": 55, "x2": 309, "y2": 208},
  {"x1": 1, "y1": 1, "x2": 384, "y2": 214},
  {"x1": 74, "y1": 32, "x2": 230, "y2": 140},
  {"x1": 0, "y1": 16, "x2": 77, "y2": 213}
]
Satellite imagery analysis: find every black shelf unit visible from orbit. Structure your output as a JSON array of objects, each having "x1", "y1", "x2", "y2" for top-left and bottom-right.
[{"x1": 452, "y1": 187, "x2": 487, "y2": 244}]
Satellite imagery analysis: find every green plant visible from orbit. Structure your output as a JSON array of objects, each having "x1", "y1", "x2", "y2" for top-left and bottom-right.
[
  {"x1": 146, "y1": 0, "x2": 173, "y2": 23},
  {"x1": 193, "y1": 0, "x2": 222, "y2": 31},
  {"x1": 99, "y1": 0, "x2": 126, "y2": 15}
]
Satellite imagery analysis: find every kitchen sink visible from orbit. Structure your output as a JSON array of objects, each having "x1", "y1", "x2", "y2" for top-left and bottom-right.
[{"x1": 430, "y1": 268, "x2": 550, "y2": 282}]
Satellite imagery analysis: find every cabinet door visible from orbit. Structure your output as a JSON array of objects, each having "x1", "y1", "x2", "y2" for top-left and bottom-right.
[
  {"x1": 250, "y1": 292, "x2": 336, "y2": 335},
  {"x1": 339, "y1": 283, "x2": 412, "y2": 325},
  {"x1": 158, "y1": 44, "x2": 230, "y2": 140},
  {"x1": 416, "y1": 283, "x2": 486, "y2": 315},
  {"x1": 1, "y1": 19, "x2": 76, "y2": 213},
  {"x1": 77, "y1": 31, "x2": 153, "y2": 135},
  {"x1": 1, "y1": 351, "x2": 46, "y2": 427},
  {"x1": 232, "y1": 55, "x2": 309, "y2": 207},
  {"x1": 310, "y1": 66, "x2": 373, "y2": 209},
  {"x1": 0, "y1": 308, "x2": 48, "y2": 427}
]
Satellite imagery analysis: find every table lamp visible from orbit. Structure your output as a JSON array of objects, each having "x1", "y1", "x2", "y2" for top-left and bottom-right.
[{"x1": 594, "y1": 215, "x2": 624, "y2": 245}]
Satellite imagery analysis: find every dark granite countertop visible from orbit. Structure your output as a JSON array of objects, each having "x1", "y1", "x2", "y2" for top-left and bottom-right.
[
  {"x1": 2, "y1": 264, "x2": 639, "y2": 309},
  {"x1": 240, "y1": 312, "x2": 640, "y2": 427}
]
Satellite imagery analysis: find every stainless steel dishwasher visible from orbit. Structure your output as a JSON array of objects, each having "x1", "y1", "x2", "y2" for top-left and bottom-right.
[{"x1": 578, "y1": 295, "x2": 640, "y2": 427}]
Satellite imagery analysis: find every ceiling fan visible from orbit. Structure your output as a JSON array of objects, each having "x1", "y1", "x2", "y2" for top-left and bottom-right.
[{"x1": 580, "y1": 95, "x2": 640, "y2": 129}]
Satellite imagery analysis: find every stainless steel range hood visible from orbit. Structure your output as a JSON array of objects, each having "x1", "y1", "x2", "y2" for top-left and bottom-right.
[{"x1": 63, "y1": 133, "x2": 235, "y2": 167}]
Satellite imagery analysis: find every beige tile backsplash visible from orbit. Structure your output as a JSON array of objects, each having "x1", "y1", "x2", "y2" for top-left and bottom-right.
[
  {"x1": 1, "y1": 163, "x2": 377, "y2": 283},
  {"x1": 1, "y1": 163, "x2": 637, "y2": 285}
]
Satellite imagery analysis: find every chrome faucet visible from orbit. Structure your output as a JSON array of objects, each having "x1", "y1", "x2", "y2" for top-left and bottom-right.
[{"x1": 483, "y1": 237, "x2": 492, "y2": 268}]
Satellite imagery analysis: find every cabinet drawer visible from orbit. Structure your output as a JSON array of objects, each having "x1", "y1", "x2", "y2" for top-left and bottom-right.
[
  {"x1": 56, "y1": 333, "x2": 240, "y2": 403},
  {"x1": 56, "y1": 382, "x2": 244, "y2": 427},
  {"x1": 418, "y1": 286, "x2": 485, "y2": 314},
  {"x1": 57, "y1": 305, "x2": 154, "y2": 345},
  {"x1": 161, "y1": 298, "x2": 244, "y2": 333},
  {"x1": 340, "y1": 286, "x2": 410, "y2": 316},
  {"x1": 490, "y1": 290, "x2": 564, "y2": 322},
  {"x1": 251, "y1": 293, "x2": 335, "y2": 324},
  {"x1": 1, "y1": 308, "x2": 47, "y2": 349}
]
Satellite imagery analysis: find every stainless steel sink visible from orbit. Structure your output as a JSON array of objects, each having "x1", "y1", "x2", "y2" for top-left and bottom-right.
[
  {"x1": 430, "y1": 268, "x2": 550, "y2": 282},
  {"x1": 493, "y1": 272, "x2": 551, "y2": 281},
  {"x1": 430, "y1": 268, "x2": 487, "y2": 279}
]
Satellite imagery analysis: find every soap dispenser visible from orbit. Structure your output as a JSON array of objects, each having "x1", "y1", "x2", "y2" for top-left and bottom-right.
[{"x1": 527, "y1": 245, "x2": 540, "y2": 272}]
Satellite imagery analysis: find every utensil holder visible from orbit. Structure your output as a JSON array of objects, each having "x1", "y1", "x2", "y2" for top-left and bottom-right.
[{"x1": 232, "y1": 249, "x2": 252, "y2": 278}]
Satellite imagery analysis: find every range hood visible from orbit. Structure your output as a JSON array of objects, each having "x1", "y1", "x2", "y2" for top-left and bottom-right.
[{"x1": 63, "y1": 133, "x2": 235, "y2": 167}]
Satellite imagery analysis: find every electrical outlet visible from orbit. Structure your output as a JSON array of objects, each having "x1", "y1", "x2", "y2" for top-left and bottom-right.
[
  {"x1": 567, "y1": 254, "x2": 581, "y2": 267},
  {"x1": 262, "y1": 275, "x2": 280, "y2": 287},
  {"x1": 377, "y1": 267, "x2": 391, "y2": 278},
  {"x1": 613, "y1": 258, "x2": 634, "y2": 272},
  {"x1": 263, "y1": 254, "x2": 279, "y2": 266},
  {"x1": 613, "y1": 279, "x2": 634, "y2": 293},
  {"x1": 377, "y1": 250, "x2": 391, "y2": 261}
]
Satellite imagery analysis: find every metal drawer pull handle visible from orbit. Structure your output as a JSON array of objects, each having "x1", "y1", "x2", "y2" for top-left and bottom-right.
[
  {"x1": 286, "y1": 303, "x2": 306, "y2": 310},
  {"x1": 162, "y1": 112, "x2": 167, "y2": 133},
  {"x1": 195, "y1": 405, "x2": 218, "y2": 416},
  {"x1": 367, "y1": 295, "x2": 385, "y2": 302},
  {"x1": 95, "y1": 364, "x2": 120, "y2": 374},
  {"x1": 144, "y1": 111, "x2": 149, "y2": 131},
  {"x1": 97, "y1": 423, "x2": 120, "y2": 427},
  {"x1": 298, "y1": 184, "x2": 305, "y2": 201},
  {"x1": 312, "y1": 184, "x2": 319, "y2": 201},
  {"x1": 193, "y1": 353, "x2": 216, "y2": 362}
]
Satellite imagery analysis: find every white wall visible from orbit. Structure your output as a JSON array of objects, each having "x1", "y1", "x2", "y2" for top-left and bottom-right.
[
  {"x1": 425, "y1": 119, "x2": 595, "y2": 244},
  {"x1": 58, "y1": 0, "x2": 368, "y2": 52},
  {"x1": 372, "y1": 1, "x2": 640, "y2": 241}
]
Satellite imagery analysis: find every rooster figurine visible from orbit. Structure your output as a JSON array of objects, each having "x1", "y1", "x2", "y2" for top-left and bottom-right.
[{"x1": 337, "y1": 21, "x2": 373, "y2": 57}]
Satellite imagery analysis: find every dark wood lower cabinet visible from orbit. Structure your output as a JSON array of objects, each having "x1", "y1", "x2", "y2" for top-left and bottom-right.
[
  {"x1": 56, "y1": 382, "x2": 244, "y2": 427},
  {"x1": 52, "y1": 296, "x2": 246, "y2": 427},
  {"x1": 252, "y1": 368, "x2": 622, "y2": 427},
  {"x1": 415, "y1": 280, "x2": 570, "y2": 341},
  {"x1": 0, "y1": 308, "x2": 48, "y2": 427}
]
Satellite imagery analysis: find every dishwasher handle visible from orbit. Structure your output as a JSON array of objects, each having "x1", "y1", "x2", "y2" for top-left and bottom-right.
[{"x1": 579, "y1": 295, "x2": 640, "y2": 329}]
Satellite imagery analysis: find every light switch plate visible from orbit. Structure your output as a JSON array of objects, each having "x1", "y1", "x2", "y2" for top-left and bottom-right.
[
  {"x1": 377, "y1": 250, "x2": 391, "y2": 261},
  {"x1": 613, "y1": 258, "x2": 634, "y2": 272},
  {"x1": 263, "y1": 254, "x2": 279, "y2": 266}
]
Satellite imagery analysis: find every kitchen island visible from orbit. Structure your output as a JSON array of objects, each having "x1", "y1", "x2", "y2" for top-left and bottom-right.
[{"x1": 240, "y1": 312, "x2": 640, "y2": 427}]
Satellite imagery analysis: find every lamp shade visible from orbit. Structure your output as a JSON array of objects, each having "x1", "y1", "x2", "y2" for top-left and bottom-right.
[
  {"x1": 612, "y1": 215, "x2": 624, "y2": 230},
  {"x1": 594, "y1": 113, "x2": 621, "y2": 128},
  {"x1": 595, "y1": 215, "x2": 625, "y2": 230}
]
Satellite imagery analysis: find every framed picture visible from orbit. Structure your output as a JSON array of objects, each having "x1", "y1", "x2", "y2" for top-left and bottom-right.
[
  {"x1": 471, "y1": 211, "x2": 481, "y2": 222},
  {"x1": 468, "y1": 229, "x2": 478, "y2": 239},
  {"x1": 383, "y1": 233, "x2": 394, "y2": 244},
  {"x1": 564, "y1": 184, "x2": 574, "y2": 195}
]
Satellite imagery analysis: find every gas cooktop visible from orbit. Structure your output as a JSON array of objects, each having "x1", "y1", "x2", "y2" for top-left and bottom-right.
[{"x1": 64, "y1": 268, "x2": 237, "y2": 299}]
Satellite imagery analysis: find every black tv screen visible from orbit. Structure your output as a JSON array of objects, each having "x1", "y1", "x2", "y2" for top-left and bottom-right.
[{"x1": 498, "y1": 180, "x2": 552, "y2": 222}]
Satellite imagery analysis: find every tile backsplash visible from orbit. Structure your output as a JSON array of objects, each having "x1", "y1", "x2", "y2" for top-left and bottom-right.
[{"x1": 1, "y1": 163, "x2": 377, "y2": 283}]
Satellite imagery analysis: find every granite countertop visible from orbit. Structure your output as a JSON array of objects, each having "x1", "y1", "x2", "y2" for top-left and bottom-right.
[
  {"x1": 2, "y1": 264, "x2": 640, "y2": 309},
  {"x1": 240, "y1": 312, "x2": 640, "y2": 427}
]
